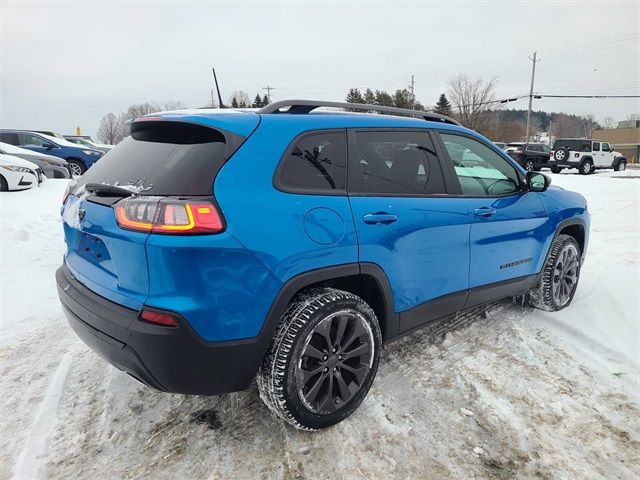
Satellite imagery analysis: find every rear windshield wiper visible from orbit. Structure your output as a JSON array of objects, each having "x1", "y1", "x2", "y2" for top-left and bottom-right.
[{"x1": 84, "y1": 183, "x2": 137, "y2": 198}]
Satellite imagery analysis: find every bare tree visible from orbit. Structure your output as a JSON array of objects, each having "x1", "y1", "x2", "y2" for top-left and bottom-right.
[
  {"x1": 581, "y1": 114, "x2": 598, "y2": 138},
  {"x1": 447, "y1": 74, "x2": 498, "y2": 134},
  {"x1": 602, "y1": 116, "x2": 616, "y2": 129},
  {"x1": 97, "y1": 112, "x2": 120, "y2": 144},
  {"x1": 229, "y1": 91, "x2": 251, "y2": 108}
]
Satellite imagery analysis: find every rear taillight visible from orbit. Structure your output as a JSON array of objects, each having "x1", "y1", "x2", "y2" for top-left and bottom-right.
[
  {"x1": 139, "y1": 308, "x2": 179, "y2": 327},
  {"x1": 114, "y1": 197, "x2": 224, "y2": 234}
]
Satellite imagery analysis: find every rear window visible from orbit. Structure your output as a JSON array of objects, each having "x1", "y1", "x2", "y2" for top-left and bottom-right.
[
  {"x1": 78, "y1": 122, "x2": 237, "y2": 196},
  {"x1": 275, "y1": 131, "x2": 347, "y2": 194},
  {"x1": 553, "y1": 139, "x2": 591, "y2": 152}
]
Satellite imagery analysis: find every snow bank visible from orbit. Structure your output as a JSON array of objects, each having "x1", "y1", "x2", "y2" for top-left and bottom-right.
[{"x1": 0, "y1": 172, "x2": 638, "y2": 479}]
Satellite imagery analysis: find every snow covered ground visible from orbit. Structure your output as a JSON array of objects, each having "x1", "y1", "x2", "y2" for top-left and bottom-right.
[{"x1": 1, "y1": 170, "x2": 638, "y2": 479}]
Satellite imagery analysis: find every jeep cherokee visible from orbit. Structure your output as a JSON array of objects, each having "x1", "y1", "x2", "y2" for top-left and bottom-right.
[{"x1": 56, "y1": 100, "x2": 590, "y2": 430}]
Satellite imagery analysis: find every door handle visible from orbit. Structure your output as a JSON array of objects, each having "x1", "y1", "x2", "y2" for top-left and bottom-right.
[
  {"x1": 363, "y1": 213, "x2": 398, "y2": 225},
  {"x1": 473, "y1": 207, "x2": 496, "y2": 218}
]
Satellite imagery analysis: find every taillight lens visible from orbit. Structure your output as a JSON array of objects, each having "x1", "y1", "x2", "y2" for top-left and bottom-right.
[{"x1": 114, "y1": 197, "x2": 224, "y2": 234}]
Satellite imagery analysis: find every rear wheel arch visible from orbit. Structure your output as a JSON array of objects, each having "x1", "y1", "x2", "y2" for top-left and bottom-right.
[
  {"x1": 261, "y1": 263, "x2": 396, "y2": 343},
  {"x1": 0, "y1": 174, "x2": 8, "y2": 191}
]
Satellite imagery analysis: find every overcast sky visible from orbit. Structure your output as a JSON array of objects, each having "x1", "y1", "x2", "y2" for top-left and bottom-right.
[{"x1": 1, "y1": 0, "x2": 639, "y2": 137}]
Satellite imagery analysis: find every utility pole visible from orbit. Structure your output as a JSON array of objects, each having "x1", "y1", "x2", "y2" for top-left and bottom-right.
[
  {"x1": 263, "y1": 85, "x2": 275, "y2": 102},
  {"x1": 409, "y1": 75, "x2": 415, "y2": 109},
  {"x1": 525, "y1": 51, "x2": 541, "y2": 142}
]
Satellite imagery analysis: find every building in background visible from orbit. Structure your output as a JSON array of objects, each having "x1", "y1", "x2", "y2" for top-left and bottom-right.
[{"x1": 592, "y1": 126, "x2": 640, "y2": 164}]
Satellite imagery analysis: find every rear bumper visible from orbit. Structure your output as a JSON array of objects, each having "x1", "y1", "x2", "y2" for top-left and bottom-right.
[
  {"x1": 56, "y1": 263, "x2": 269, "y2": 395},
  {"x1": 549, "y1": 159, "x2": 580, "y2": 168}
]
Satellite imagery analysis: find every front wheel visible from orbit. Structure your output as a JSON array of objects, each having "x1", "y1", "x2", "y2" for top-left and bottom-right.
[
  {"x1": 67, "y1": 159, "x2": 86, "y2": 177},
  {"x1": 615, "y1": 159, "x2": 626, "y2": 171},
  {"x1": 550, "y1": 166, "x2": 562, "y2": 174},
  {"x1": 528, "y1": 234, "x2": 581, "y2": 311},
  {"x1": 257, "y1": 288, "x2": 382, "y2": 430}
]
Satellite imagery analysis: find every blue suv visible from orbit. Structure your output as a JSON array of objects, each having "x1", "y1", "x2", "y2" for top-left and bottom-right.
[
  {"x1": 56, "y1": 100, "x2": 589, "y2": 430},
  {"x1": 0, "y1": 130, "x2": 103, "y2": 176}
]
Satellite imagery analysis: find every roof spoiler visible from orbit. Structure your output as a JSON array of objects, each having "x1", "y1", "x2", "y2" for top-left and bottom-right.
[{"x1": 258, "y1": 99, "x2": 461, "y2": 126}]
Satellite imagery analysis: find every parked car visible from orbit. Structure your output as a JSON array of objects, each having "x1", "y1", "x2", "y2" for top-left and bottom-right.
[
  {"x1": 504, "y1": 142, "x2": 552, "y2": 171},
  {"x1": 57, "y1": 100, "x2": 590, "y2": 430},
  {"x1": 0, "y1": 130, "x2": 103, "y2": 176},
  {"x1": 34, "y1": 130, "x2": 65, "y2": 139},
  {"x1": 64, "y1": 135, "x2": 114, "y2": 153},
  {"x1": 0, "y1": 153, "x2": 43, "y2": 191},
  {"x1": 0, "y1": 142, "x2": 70, "y2": 179},
  {"x1": 550, "y1": 138, "x2": 627, "y2": 174}
]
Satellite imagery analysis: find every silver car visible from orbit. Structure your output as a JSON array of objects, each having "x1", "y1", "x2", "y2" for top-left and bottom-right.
[{"x1": 0, "y1": 141, "x2": 70, "y2": 179}]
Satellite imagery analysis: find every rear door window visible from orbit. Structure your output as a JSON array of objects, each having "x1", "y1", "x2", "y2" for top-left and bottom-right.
[
  {"x1": 351, "y1": 130, "x2": 445, "y2": 195},
  {"x1": 276, "y1": 131, "x2": 347, "y2": 194},
  {"x1": 77, "y1": 121, "x2": 236, "y2": 196}
]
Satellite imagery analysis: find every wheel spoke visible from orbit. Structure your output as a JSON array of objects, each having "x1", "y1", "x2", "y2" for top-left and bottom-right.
[
  {"x1": 314, "y1": 320, "x2": 334, "y2": 351},
  {"x1": 300, "y1": 364, "x2": 325, "y2": 384},
  {"x1": 334, "y1": 315, "x2": 348, "y2": 347},
  {"x1": 341, "y1": 364, "x2": 369, "y2": 385},
  {"x1": 303, "y1": 343, "x2": 325, "y2": 361},
  {"x1": 342, "y1": 342, "x2": 371, "y2": 359},
  {"x1": 304, "y1": 371, "x2": 327, "y2": 404},
  {"x1": 317, "y1": 375, "x2": 334, "y2": 412},
  {"x1": 334, "y1": 371, "x2": 351, "y2": 401}
]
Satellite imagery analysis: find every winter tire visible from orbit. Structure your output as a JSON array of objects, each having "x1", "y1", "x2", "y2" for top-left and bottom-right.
[
  {"x1": 0, "y1": 175, "x2": 7, "y2": 191},
  {"x1": 67, "y1": 159, "x2": 86, "y2": 177},
  {"x1": 579, "y1": 160, "x2": 593, "y2": 175},
  {"x1": 614, "y1": 159, "x2": 626, "y2": 171},
  {"x1": 257, "y1": 288, "x2": 382, "y2": 430},
  {"x1": 550, "y1": 166, "x2": 562, "y2": 174},
  {"x1": 524, "y1": 159, "x2": 535, "y2": 172},
  {"x1": 528, "y1": 234, "x2": 581, "y2": 312},
  {"x1": 554, "y1": 148, "x2": 569, "y2": 162}
]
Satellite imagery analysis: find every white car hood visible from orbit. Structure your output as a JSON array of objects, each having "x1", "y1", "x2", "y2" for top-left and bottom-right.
[
  {"x1": 0, "y1": 153, "x2": 39, "y2": 170},
  {"x1": 0, "y1": 142, "x2": 65, "y2": 163}
]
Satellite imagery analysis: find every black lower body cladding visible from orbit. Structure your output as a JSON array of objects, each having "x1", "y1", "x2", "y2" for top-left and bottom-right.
[{"x1": 56, "y1": 264, "x2": 270, "y2": 395}]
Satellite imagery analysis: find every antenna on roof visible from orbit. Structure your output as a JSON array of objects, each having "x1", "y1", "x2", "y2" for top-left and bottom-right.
[{"x1": 212, "y1": 68, "x2": 226, "y2": 108}]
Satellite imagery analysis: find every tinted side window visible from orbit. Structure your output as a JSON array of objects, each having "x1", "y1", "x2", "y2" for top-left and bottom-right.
[
  {"x1": 277, "y1": 131, "x2": 347, "y2": 193},
  {"x1": 0, "y1": 132, "x2": 18, "y2": 144},
  {"x1": 18, "y1": 134, "x2": 52, "y2": 148},
  {"x1": 352, "y1": 130, "x2": 445, "y2": 195},
  {"x1": 440, "y1": 133, "x2": 520, "y2": 196},
  {"x1": 592, "y1": 142, "x2": 600, "y2": 151}
]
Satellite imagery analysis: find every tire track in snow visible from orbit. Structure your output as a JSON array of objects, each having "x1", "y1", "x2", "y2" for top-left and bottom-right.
[{"x1": 13, "y1": 350, "x2": 74, "y2": 479}]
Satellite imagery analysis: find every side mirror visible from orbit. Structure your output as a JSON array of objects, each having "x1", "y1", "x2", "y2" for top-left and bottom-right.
[{"x1": 527, "y1": 171, "x2": 550, "y2": 192}]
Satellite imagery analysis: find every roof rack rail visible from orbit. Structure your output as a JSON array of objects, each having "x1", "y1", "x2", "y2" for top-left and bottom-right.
[{"x1": 258, "y1": 99, "x2": 461, "y2": 126}]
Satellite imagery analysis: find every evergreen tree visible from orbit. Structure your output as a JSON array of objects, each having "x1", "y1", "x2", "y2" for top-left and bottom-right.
[
  {"x1": 346, "y1": 88, "x2": 365, "y2": 104},
  {"x1": 393, "y1": 89, "x2": 412, "y2": 109},
  {"x1": 252, "y1": 93, "x2": 263, "y2": 108},
  {"x1": 363, "y1": 88, "x2": 375, "y2": 104},
  {"x1": 434, "y1": 93, "x2": 453, "y2": 116},
  {"x1": 231, "y1": 97, "x2": 239, "y2": 108},
  {"x1": 374, "y1": 90, "x2": 394, "y2": 107},
  {"x1": 262, "y1": 94, "x2": 270, "y2": 106}
]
